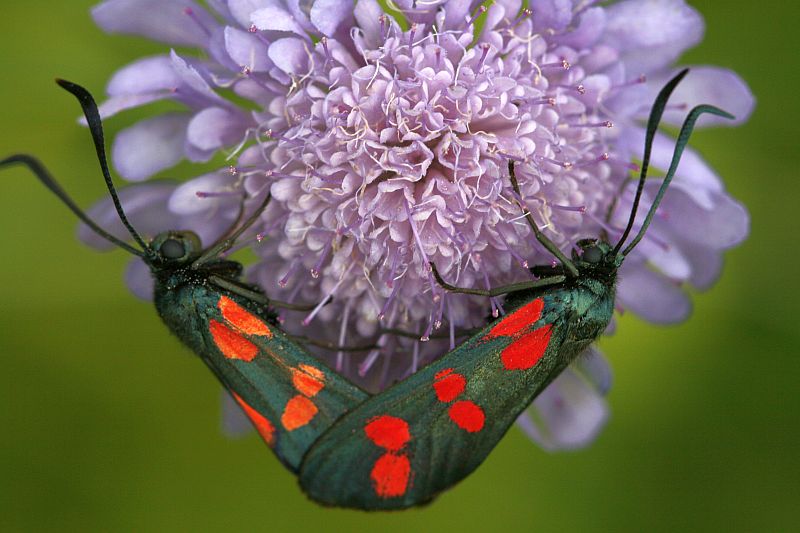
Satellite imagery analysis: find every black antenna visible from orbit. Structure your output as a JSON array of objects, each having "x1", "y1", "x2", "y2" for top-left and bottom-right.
[
  {"x1": 612, "y1": 69, "x2": 689, "y2": 255},
  {"x1": 0, "y1": 154, "x2": 145, "y2": 257},
  {"x1": 55, "y1": 79, "x2": 151, "y2": 253},
  {"x1": 620, "y1": 103, "x2": 734, "y2": 256}
]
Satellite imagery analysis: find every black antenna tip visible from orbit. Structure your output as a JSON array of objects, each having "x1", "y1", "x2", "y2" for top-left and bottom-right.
[{"x1": 55, "y1": 79, "x2": 94, "y2": 104}]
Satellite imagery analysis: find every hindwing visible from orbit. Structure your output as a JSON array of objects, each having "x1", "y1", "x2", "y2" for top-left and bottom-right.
[
  {"x1": 194, "y1": 292, "x2": 370, "y2": 472},
  {"x1": 298, "y1": 291, "x2": 587, "y2": 509}
]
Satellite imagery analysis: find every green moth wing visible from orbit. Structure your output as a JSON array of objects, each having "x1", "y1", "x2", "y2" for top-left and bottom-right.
[
  {"x1": 298, "y1": 279, "x2": 615, "y2": 509},
  {"x1": 293, "y1": 72, "x2": 736, "y2": 509},
  {"x1": 0, "y1": 79, "x2": 371, "y2": 476},
  {"x1": 156, "y1": 279, "x2": 370, "y2": 472}
]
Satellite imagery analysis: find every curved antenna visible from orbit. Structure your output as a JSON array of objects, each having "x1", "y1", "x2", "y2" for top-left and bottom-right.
[
  {"x1": 620, "y1": 104, "x2": 734, "y2": 257},
  {"x1": 55, "y1": 79, "x2": 151, "y2": 253},
  {"x1": 0, "y1": 154, "x2": 145, "y2": 257},
  {"x1": 612, "y1": 69, "x2": 689, "y2": 255}
]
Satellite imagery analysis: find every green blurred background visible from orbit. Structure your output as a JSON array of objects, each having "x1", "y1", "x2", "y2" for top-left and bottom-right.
[{"x1": 1, "y1": 1, "x2": 797, "y2": 531}]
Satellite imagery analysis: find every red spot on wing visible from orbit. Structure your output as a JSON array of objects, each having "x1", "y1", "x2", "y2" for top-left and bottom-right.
[
  {"x1": 291, "y1": 364, "x2": 325, "y2": 398},
  {"x1": 232, "y1": 393, "x2": 275, "y2": 446},
  {"x1": 434, "y1": 368, "x2": 454, "y2": 380},
  {"x1": 209, "y1": 319, "x2": 258, "y2": 362},
  {"x1": 433, "y1": 372, "x2": 467, "y2": 403},
  {"x1": 370, "y1": 453, "x2": 411, "y2": 499},
  {"x1": 218, "y1": 295, "x2": 273, "y2": 337},
  {"x1": 500, "y1": 324, "x2": 553, "y2": 370},
  {"x1": 364, "y1": 415, "x2": 411, "y2": 452},
  {"x1": 281, "y1": 395, "x2": 318, "y2": 431},
  {"x1": 486, "y1": 298, "x2": 545, "y2": 339},
  {"x1": 448, "y1": 400, "x2": 485, "y2": 433}
]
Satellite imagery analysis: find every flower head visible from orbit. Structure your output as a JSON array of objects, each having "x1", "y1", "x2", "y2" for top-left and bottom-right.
[{"x1": 84, "y1": 0, "x2": 753, "y2": 450}]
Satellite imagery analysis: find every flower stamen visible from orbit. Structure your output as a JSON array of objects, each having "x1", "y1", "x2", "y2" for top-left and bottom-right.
[
  {"x1": 466, "y1": 5, "x2": 487, "y2": 27},
  {"x1": 567, "y1": 121, "x2": 613, "y2": 129},
  {"x1": 183, "y1": 7, "x2": 211, "y2": 36}
]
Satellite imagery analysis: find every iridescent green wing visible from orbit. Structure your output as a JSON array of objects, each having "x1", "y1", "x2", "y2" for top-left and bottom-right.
[
  {"x1": 298, "y1": 290, "x2": 593, "y2": 509},
  {"x1": 183, "y1": 290, "x2": 370, "y2": 472},
  {"x1": 0, "y1": 78, "x2": 371, "y2": 477}
]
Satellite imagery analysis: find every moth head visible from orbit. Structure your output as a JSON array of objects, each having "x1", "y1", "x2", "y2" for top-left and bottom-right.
[
  {"x1": 150, "y1": 231, "x2": 203, "y2": 265},
  {"x1": 573, "y1": 239, "x2": 616, "y2": 266}
]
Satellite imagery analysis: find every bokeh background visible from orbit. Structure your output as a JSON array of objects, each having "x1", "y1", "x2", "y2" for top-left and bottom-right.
[{"x1": 1, "y1": 1, "x2": 797, "y2": 531}]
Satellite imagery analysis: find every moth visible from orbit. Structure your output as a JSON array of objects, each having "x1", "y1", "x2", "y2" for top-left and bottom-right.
[
  {"x1": 2, "y1": 70, "x2": 731, "y2": 510},
  {"x1": 297, "y1": 69, "x2": 733, "y2": 509},
  {"x1": 2, "y1": 80, "x2": 369, "y2": 474}
]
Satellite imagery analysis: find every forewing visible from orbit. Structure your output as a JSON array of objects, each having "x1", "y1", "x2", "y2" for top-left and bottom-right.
[
  {"x1": 198, "y1": 294, "x2": 370, "y2": 472},
  {"x1": 299, "y1": 294, "x2": 576, "y2": 509}
]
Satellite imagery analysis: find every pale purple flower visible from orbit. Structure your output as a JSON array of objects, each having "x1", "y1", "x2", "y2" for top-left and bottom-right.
[{"x1": 83, "y1": 0, "x2": 753, "y2": 450}]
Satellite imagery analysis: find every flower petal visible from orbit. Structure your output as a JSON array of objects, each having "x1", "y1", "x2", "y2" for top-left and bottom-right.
[
  {"x1": 251, "y1": 1, "x2": 307, "y2": 35},
  {"x1": 88, "y1": 55, "x2": 182, "y2": 119},
  {"x1": 228, "y1": 0, "x2": 271, "y2": 27},
  {"x1": 267, "y1": 37, "x2": 310, "y2": 75},
  {"x1": 516, "y1": 357, "x2": 610, "y2": 451},
  {"x1": 92, "y1": 0, "x2": 215, "y2": 47},
  {"x1": 557, "y1": 7, "x2": 606, "y2": 49},
  {"x1": 107, "y1": 55, "x2": 182, "y2": 95},
  {"x1": 603, "y1": 0, "x2": 704, "y2": 74},
  {"x1": 530, "y1": 0, "x2": 573, "y2": 33},
  {"x1": 125, "y1": 258, "x2": 154, "y2": 301},
  {"x1": 310, "y1": 0, "x2": 353, "y2": 37},
  {"x1": 221, "y1": 390, "x2": 255, "y2": 437},
  {"x1": 186, "y1": 107, "x2": 247, "y2": 151},
  {"x1": 617, "y1": 262, "x2": 692, "y2": 323},
  {"x1": 112, "y1": 113, "x2": 191, "y2": 181},
  {"x1": 574, "y1": 346, "x2": 613, "y2": 395},
  {"x1": 392, "y1": 0, "x2": 443, "y2": 25},
  {"x1": 285, "y1": 0, "x2": 316, "y2": 32},
  {"x1": 354, "y1": 0, "x2": 385, "y2": 46},
  {"x1": 637, "y1": 235, "x2": 692, "y2": 280},
  {"x1": 206, "y1": 0, "x2": 231, "y2": 17},
  {"x1": 646, "y1": 67, "x2": 755, "y2": 127},
  {"x1": 168, "y1": 170, "x2": 241, "y2": 215},
  {"x1": 95, "y1": 92, "x2": 173, "y2": 120},
  {"x1": 619, "y1": 128, "x2": 723, "y2": 210},
  {"x1": 441, "y1": 0, "x2": 475, "y2": 30},
  {"x1": 224, "y1": 26, "x2": 272, "y2": 72},
  {"x1": 682, "y1": 241, "x2": 724, "y2": 290},
  {"x1": 78, "y1": 182, "x2": 177, "y2": 250},
  {"x1": 660, "y1": 187, "x2": 750, "y2": 250},
  {"x1": 170, "y1": 50, "x2": 226, "y2": 105}
]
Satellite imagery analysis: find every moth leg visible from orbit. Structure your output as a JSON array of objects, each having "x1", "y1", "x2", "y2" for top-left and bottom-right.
[
  {"x1": 507, "y1": 161, "x2": 579, "y2": 277},
  {"x1": 208, "y1": 275, "x2": 326, "y2": 311},
  {"x1": 193, "y1": 193, "x2": 272, "y2": 268},
  {"x1": 203, "y1": 194, "x2": 248, "y2": 255},
  {"x1": 530, "y1": 264, "x2": 565, "y2": 278},
  {"x1": 429, "y1": 262, "x2": 565, "y2": 297}
]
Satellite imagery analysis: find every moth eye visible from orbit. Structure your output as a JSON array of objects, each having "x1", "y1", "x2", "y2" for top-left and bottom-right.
[
  {"x1": 161, "y1": 238, "x2": 186, "y2": 259},
  {"x1": 583, "y1": 246, "x2": 603, "y2": 263}
]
